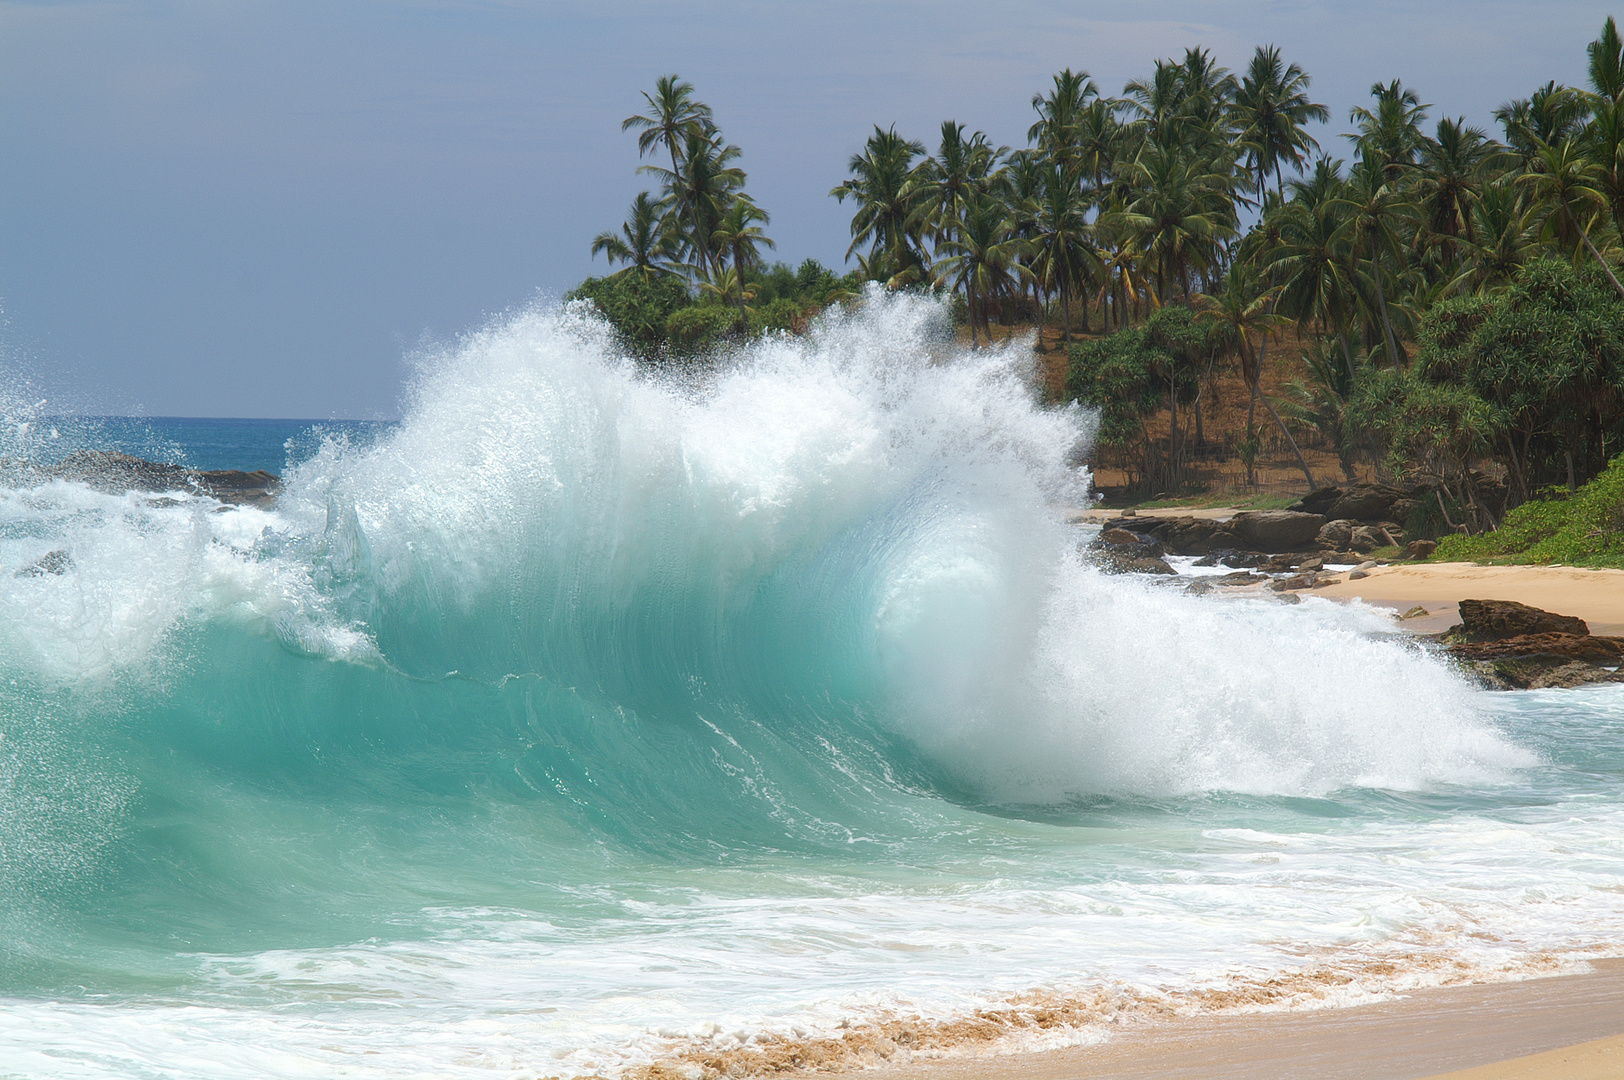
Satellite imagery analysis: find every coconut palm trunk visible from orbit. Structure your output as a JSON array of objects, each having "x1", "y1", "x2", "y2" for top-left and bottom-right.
[{"x1": 1251, "y1": 332, "x2": 1316, "y2": 488}]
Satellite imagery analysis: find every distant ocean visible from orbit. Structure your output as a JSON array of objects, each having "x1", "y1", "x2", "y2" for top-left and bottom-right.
[
  {"x1": 1, "y1": 295, "x2": 1620, "y2": 1079},
  {"x1": 11, "y1": 414, "x2": 393, "y2": 475}
]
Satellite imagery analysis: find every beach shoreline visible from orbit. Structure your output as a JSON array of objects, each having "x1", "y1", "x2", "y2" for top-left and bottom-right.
[
  {"x1": 798, "y1": 957, "x2": 1624, "y2": 1080},
  {"x1": 1314, "y1": 561, "x2": 1624, "y2": 637}
]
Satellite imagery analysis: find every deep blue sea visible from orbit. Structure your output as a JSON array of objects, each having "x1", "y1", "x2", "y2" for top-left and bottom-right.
[
  {"x1": 0, "y1": 294, "x2": 1620, "y2": 1079},
  {"x1": 16, "y1": 415, "x2": 393, "y2": 475}
]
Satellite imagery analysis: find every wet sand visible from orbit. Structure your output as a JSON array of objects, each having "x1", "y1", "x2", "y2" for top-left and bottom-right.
[
  {"x1": 1316, "y1": 562, "x2": 1624, "y2": 636},
  {"x1": 841, "y1": 959, "x2": 1624, "y2": 1080}
]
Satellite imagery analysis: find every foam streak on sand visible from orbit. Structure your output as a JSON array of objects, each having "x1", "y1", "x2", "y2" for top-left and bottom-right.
[{"x1": 0, "y1": 295, "x2": 1621, "y2": 1078}]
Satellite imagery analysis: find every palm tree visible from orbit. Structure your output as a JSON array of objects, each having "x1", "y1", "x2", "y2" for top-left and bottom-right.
[
  {"x1": 1411, "y1": 118, "x2": 1503, "y2": 266},
  {"x1": 1268, "y1": 161, "x2": 1361, "y2": 377},
  {"x1": 916, "y1": 121, "x2": 1004, "y2": 249},
  {"x1": 1347, "y1": 80, "x2": 1429, "y2": 182},
  {"x1": 1446, "y1": 181, "x2": 1535, "y2": 294},
  {"x1": 1495, "y1": 82, "x2": 1590, "y2": 162},
  {"x1": 1230, "y1": 46, "x2": 1328, "y2": 198},
  {"x1": 622, "y1": 76, "x2": 715, "y2": 271},
  {"x1": 1589, "y1": 16, "x2": 1624, "y2": 101},
  {"x1": 831, "y1": 126, "x2": 929, "y2": 285},
  {"x1": 932, "y1": 193, "x2": 1033, "y2": 345},
  {"x1": 1111, "y1": 142, "x2": 1238, "y2": 306},
  {"x1": 1332, "y1": 158, "x2": 1412, "y2": 366},
  {"x1": 590, "y1": 192, "x2": 679, "y2": 281},
  {"x1": 1516, "y1": 139, "x2": 1624, "y2": 299},
  {"x1": 710, "y1": 196, "x2": 775, "y2": 329},
  {"x1": 1029, "y1": 161, "x2": 1100, "y2": 341},
  {"x1": 643, "y1": 128, "x2": 745, "y2": 277},
  {"x1": 1195, "y1": 263, "x2": 1316, "y2": 487},
  {"x1": 1028, "y1": 68, "x2": 1098, "y2": 179}
]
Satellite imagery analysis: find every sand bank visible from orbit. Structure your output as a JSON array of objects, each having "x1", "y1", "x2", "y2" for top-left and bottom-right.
[
  {"x1": 833, "y1": 959, "x2": 1624, "y2": 1080},
  {"x1": 1421, "y1": 1033, "x2": 1624, "y2": 1080},
  {"x1": 1315, "y1": 562, "x2": 1624, "y2": 636}
]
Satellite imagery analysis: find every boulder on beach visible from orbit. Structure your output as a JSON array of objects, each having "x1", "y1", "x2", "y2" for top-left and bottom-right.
[
  {"x1": 1228, "y1": 510, "x2": 1326, "y2": 551},
  {"x1": 1440, "y1": 598, "x2": 1621, "y2": 690},
  {"x1": 1455, "y1": 598, "x2": 1589, "y2": 640}
]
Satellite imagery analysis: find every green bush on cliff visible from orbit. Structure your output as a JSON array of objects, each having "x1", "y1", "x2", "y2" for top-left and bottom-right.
[{"x1": 1433, "y1": 453, "x2": 1624, "y2": 567}]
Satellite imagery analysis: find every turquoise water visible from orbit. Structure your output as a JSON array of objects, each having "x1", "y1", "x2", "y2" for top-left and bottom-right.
[{"x1": 0, "y1": 294, "x2": 1620, "y2": 1078}]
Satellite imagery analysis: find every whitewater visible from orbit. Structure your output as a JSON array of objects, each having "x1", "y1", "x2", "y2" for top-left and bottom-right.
[{"x1": 0, "y1": 292, "x2": 1620, "y2": 1079}]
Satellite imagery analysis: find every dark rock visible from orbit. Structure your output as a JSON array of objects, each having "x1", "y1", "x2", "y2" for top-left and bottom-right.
[
  {"x1": 1271, "y1": 572, "x2": 1329, "y2": 591},
  {"x1": 1229, "y1": 510, "x2": 1327, "y2": 552},
  {"x1": 1456, "y1": 599, "x2": 1589, "y2": 641},
  {"x1": 1114, "y1": 515, "x2": 1242, "y2": 556},
  {"x1": 1349, "y1": 525, "x2": 1385, "y2": 553},
  {"x1": 1197, "y1": 548, "x2": 1266, "y2": 569},
  {"x1": 3, "y1": 451, "x2": 281, "y2": 507},
  {"x1": 1185, "y1": 578, "x2": 1215, "y2": 595},
  {"x1": 1296, "y1": 555, "x2": 1325, "y2": 574},
  {"x1": 1315, "y1": 519, "x2": 1356, "y2": 550},
  {"x1": 1326, "y1": 483, "x2": 1409, "y2": 523},
  {"x1": 1217, "y1": 571, "x2": 1269, "y2": 585},
  {"x1": 1287, "y1": 487, "x2": 1345, "y2": 516},
  {"x1": 1096, "y1": 528, "x2": 1165, "y2": 558},
  {"x1": 1082, "y1": 545, "x2": 1178, "y2": 575},
  {"x1": 1463, "y1": 656, "x2": 1624, "y2": 691},
  {"x1": 15, "y1": 549, "x2": 73, "y2": 577},
  {"x1": 1407, "y1": 539, "x2": 1438, "y2": 559},
  {"x1": 1449, "y1": 633, "x2": 1624, "y2": 664}
]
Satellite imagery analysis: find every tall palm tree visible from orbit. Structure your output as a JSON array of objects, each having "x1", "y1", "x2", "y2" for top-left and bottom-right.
[
  {"x1": 1028, "y1": 162, "x2": 1100, "y2": 341},
  {"x1": 710, "y1": 197, "x2": 775, "y2": 329},
  {"x1": 1268, "y1": 163, "x2": 1360, "y2": 377},
  {"x1": 1411, "y1": 118, "x2": 1503, "y2": 266},
  {"x1": 917, "y1": 121, "x2": 1003, "y2": 249},
  {"x1": 1028, "y1": 68, "x2": 1098, "y2": 179},
  {"x1": 1194, "y1": 262, "x2": 1315, "y2": 486},
  {"x1": 1110, "y1": 142, "x2": 1238, "y2": 306},
  {"x1": 1516, "y1": 139, "x2": 1624, "y2": 299},
  {"x1": 643, "y1": 128, "x2": 745, "y2": 277},
  {"x1": 1230, "y1": 45, "x2": 1329, "y2": 198},
  {"x1": 831, "y1": 126, "x2": 929, "y2": 285},
  {"x1": 932, "y1": 193, "x2": 1033, "y2": 345},
  {"x1": 1495, "y1": 82, "x2": 1590, "y2": 162},
  {"x1": 1588, "y1": 16, "x2": 1624, "y2": 101},
  {"x1": 590, "y1": 192, "x2": 679, "y2": 281},
  {"x1": 1446, "y1": 181, "x2": 1535, "y2": 294},
  {"x1": 622, "y1": 76, "x2": 715, "y2": 270},
  {"x1": 1347, "y1": 80, "x2": 1429, "y2": 182},
  {"x1": 1333, "y1": 158, "x2": 1413, "y2": 366}
]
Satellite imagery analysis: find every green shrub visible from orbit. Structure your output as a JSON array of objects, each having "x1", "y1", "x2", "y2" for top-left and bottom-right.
[
  {"x1": 1433, "y1": 452, "x2": 1624, "y2": 567},
  {"x1": 664, "y1": 305, "x2": 737, "y2": 352}
]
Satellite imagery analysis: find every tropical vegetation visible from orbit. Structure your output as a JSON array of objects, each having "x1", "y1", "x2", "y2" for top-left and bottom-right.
[{"x1": 576, "y1": 20, "x2": 1624, "y2": 542}]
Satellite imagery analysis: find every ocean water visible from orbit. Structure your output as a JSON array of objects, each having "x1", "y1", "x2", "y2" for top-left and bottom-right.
[{"x1": 0, "y1": 293, "x2": 1620, "y2": 1079}]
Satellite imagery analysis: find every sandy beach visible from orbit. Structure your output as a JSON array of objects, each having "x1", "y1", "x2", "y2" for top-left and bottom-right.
[
  {"x1": 1315, "y1": 562, "x2": 1624, "y2": 636},
  {"x1": 832, "y1": 959, "x2": 1624, "y2": 1080}
]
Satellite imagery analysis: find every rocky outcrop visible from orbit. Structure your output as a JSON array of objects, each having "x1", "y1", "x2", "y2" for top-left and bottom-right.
[
  {"x1": 1228, "y1": 510, "x2": 1326, "y2": 551},
  {"x1": 1083, "y1": 527, "x2": 1177, "y2": 575},
  {"x1": 1095, "y1": 515, "x2": 1241, "y2": 556},
  {"x1": 1288, "y1": 482, "x2": 1422, "y2": 525},
  {"x1": 1454, "y1": 598, "x2": 1589, "y2": 640},
  {"x1": 0, "y1": 451, "x2": 280, "y2": 506},
  {"x1": 1440, "y1": 599, "x2": 1622, "y2": 690}
]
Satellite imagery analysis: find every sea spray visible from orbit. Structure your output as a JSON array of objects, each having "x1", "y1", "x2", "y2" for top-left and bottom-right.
[{"x1": 0, "y1": 292, "x2": 1616, "y2": 1079}]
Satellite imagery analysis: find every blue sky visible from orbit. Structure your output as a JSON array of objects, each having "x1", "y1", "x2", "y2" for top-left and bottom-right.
[{"x1": 0, "y1": 0, "x2": 1615, "y2": 418}]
